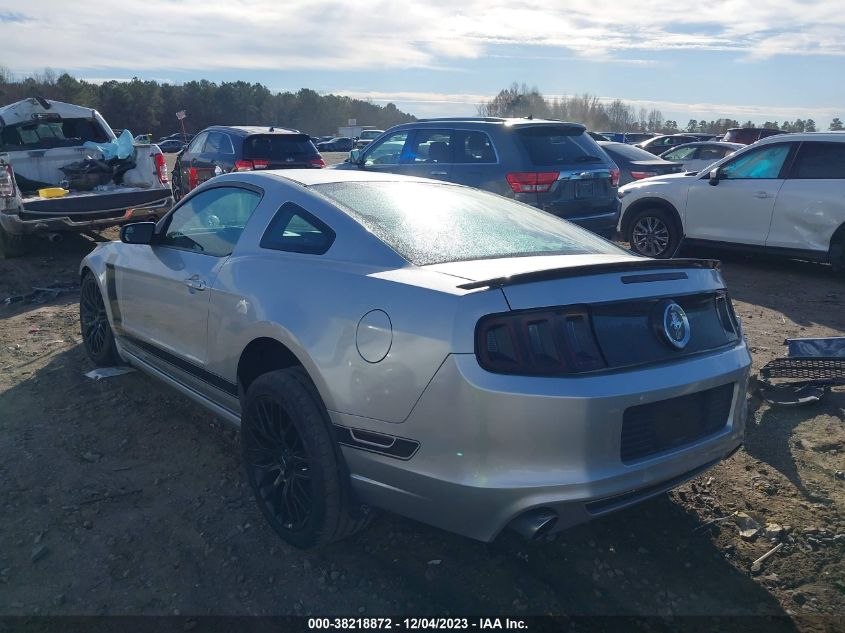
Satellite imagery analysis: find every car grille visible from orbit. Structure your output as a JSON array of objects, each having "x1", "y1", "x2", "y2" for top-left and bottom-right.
[{"x1": 620, "y1": 383, "x2": 734, "y2": 463}]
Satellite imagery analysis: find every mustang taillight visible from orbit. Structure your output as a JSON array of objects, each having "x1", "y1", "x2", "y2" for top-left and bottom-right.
[
  {"x1": 476, "y1": 307, "x2": 606, "y2": 375},
  {"x1": 0, "y1": 164, "x2": 15, "y2": 198},
  {"x1": 716, "y1": 293, "x2": 742, "y2": 338}
]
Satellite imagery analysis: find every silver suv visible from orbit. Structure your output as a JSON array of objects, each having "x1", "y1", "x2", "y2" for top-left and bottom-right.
[{"x1": 335, "y1": 117, "x2": 621, "y2": 237}]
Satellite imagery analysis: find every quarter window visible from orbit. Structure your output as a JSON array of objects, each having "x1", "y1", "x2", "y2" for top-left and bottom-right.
[
  {"x1": 789, "y1": 142, "x2": 845, "y2": 179},
  {"x1": 260, "y1": 202, "x2": 335, "y2": 255},
  {"x1": 161, "y1": 187, "x2": 261, "y2": 257},
  {"x1": 455, "y1": 131, "x2": 497, "y2": 163},
  {"x1": 720, "y1": 144, "x2": 792, "y2": 179},
  {"x1": 363, "y1": 131, "x2": 409, "y2": 166}
]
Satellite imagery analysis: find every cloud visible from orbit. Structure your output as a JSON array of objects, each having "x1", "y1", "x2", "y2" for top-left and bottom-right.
[
  {"x1": 0, "y1": 10, "x2": 30, "y2": 23},
  {"x1": 1, "y1": 0, "x2": 844, "y2": 75},
  {"x1": 336, "y1": 89, "x2": 842, "y2": 123}
]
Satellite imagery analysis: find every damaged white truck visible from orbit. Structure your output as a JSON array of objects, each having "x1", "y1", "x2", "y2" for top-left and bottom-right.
[{"x1": 0, "y1": 97, "x2": 172, "y2": 257}]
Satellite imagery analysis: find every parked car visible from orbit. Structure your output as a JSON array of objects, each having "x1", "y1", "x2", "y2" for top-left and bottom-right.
[
  {"x1": 310, "y1": 135, "x2": 334, "y2": 145},
  {"x1": 335, "y1": 117, "x2": 621, "y2": 237},
  {"x1": 157, "y1": 139, "x2": 186, "y2": 154},
  {"x1": 0, "y1": 97, "x2": 172, "y2": 258},
  {"x1": 355, "y1": 129, "x2": 384, "y2": 149},
  {"x1": 635, "y1": 134, "x2": 701, "y2": 155},
  {"x1": 598, "y1": 141, "x2": 684, "y2": 185},
  {"x1": 134, "y1": 133, "x2": 153, "y2": 144},
  {"x1": 171, "y1": 126, "x2": 324, "y2": 201},
  {"x1": 682, "y1": 133, "x2": 722, "y2": 142},
  {"x1": 159, "y1": 132, "x2": 194, "y2": 144},
  {"x1": 617, "y1": 133, "x2": 845, "y2": 269},
  {"x1": 80, "y1": 168, "x2": 750, "y2": 548},
  {"x1": 588, "y1": 131, "x2": 611, "y2": 141},
  {"x1": 659, "y1": 142, "x2": 743, "y2": 173},
  {"x1": 317, "y1": 137, "x2": 354, "y2": 152},
  {"x1": 620, "y1": 132, "x2": 657, "y2": 144},
  {"x1": 722, "y1": 127, "x2": 783, "y2": 145}
]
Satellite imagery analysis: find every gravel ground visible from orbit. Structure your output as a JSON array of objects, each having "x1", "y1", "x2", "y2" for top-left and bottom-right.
[{"x1": 0, "y1": 173, "x2": 843, "y2": 630}]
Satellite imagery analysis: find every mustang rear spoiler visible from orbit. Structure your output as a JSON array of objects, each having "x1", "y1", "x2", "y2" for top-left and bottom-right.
[{"x1": 456, "y1": 258, "x2": 721, "y2": 290}]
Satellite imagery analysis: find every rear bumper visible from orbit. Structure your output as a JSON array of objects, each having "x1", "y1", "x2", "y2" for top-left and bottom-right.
[
  {"x1": 539, "y1": 199, "x2": 621, "y2": 237},
  {"x1": 2, "y1": 195, "x2": 171, "y2": 236},
  {"x1": 335, "y1": 342, "x2": 751, "y2": 542}
]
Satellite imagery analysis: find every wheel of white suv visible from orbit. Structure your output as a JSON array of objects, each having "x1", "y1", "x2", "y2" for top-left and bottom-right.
[
  {"x1": 627, "y1": 207, "x2": 680, "y2": 259},
  {"x1": 241, "y1": 367, "x2": 372, "y2": 549}
]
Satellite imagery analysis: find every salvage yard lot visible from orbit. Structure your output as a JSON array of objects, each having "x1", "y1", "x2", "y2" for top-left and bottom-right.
[{"x1": 1, "y1": 170, "x2": 844, "y2": 628}]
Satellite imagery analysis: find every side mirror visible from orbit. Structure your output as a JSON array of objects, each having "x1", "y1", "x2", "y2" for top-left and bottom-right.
[
  {"x1": 120, "y1": 221, "x2": 156, "y2": 245},
  {"x1": 709, "y1": 167, "x2": 722, "y2": 186},
  {"x1": 349, "y1": 148, "x2": 362, "y2": 165}
]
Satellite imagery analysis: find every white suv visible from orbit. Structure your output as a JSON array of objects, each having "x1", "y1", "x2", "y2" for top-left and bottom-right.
[{"x1": 617, "y1": 133, "x2": 845, "y2": 271}]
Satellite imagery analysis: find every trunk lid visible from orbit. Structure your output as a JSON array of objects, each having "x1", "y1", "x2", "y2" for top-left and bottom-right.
[{"x1": 513, "y1": 124, "x2": 617, "y2": 217}]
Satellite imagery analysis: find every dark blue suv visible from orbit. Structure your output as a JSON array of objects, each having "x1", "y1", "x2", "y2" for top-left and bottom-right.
[{"x1": 333, "y1": 117, "x2": 620, "y2": 236}]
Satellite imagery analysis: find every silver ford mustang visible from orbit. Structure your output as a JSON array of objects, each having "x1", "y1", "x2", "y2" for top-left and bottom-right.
[{"x1": 79, "y1": 169, "x2": 751, "y2": 549}]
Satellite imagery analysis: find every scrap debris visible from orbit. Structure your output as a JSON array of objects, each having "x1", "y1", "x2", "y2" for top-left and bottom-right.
[
  {"x1": 757, "y1": 336, "x2": 845, "y2": 406},
  {"x1": 3, "y1": 283, "x2": 79, "y2": 306}
]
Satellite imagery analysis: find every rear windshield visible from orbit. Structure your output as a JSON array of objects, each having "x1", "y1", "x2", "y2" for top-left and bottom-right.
[
  {"x1": 0, "y1": 118, "x2": 111, "y2": 151},
  {"x1": 516, "y1": 126, "x2": 606, "y2": 166},
  {"x1": 243, "y1": 134, "x2": 317, "y2": 160},
  {"x1": 601, "y1": 143, "x2": 658, "y2": 161},
  {"x1": 311, "y1": 181, "x2": 626, "y2": 266}
]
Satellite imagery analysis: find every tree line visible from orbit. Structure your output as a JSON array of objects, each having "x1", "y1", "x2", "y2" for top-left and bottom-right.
[
  {"x1": 479, "y1": 83, "x2": 844, "y2": 135},
  {"x1": 0, "y1": 69, "x2": 416, "y2": 138}
]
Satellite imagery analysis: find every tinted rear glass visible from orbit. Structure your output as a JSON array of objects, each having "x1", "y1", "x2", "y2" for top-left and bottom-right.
[
  {"x1": 311, "y1": 181, "x2": 626, "y2": 266},
  {"x1": 243, "y1": 134, "x2": 317, "y2": 160},
  {"x1": 516, "y1": 126, "x2": 604, "y2": 166}
]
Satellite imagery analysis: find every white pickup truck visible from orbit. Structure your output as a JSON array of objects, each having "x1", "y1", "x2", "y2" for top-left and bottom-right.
[{"x1": 0, "y1": 97, "x2": 173, "y2": 257}]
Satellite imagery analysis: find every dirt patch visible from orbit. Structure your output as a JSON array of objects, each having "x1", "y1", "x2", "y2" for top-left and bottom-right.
[{"x1": 0, "y1": 237, "x2": 843, "y2": 627}]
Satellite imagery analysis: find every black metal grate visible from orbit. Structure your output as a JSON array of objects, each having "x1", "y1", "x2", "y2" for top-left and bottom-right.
[
  {"x1": 620, "y1": 383, "x2": 734, "y2": 463},
  {"x1": 760, "y1": 357, "x2": 845, "y2": 381}
]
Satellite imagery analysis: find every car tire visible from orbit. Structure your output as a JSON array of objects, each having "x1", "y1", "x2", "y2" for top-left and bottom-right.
[
  {"x1": 241, "y1": 367, "x2": 372, "y2": 549},
  {"x1": 627, "y1": 207, "x2": 680, "y2": 259},
  {"x1": 0, "y1": 226, "x2": 28, "y2": 259},
  {"x1": 79, "y1": 273, "x2": 121, "y2": 366}
]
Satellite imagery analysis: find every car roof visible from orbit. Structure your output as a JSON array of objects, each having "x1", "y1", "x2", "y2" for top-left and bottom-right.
[
  {"x1": 667, "y1": 141, "x2": 744, "y2": 149},
  {"x1": 201, "y1": 125, "x2": 301, "y2": 137},
  {"x1": 400, "y1": 117, "x2": 586, "y2": 131},
  {"x1": 216, "y1": 168, "x2": 451, "y2": 188},
  {"x1": 755, "y1": 132, "x2": 845, "y2": 145}
]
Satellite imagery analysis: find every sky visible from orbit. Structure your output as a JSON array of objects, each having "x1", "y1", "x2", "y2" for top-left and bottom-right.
[{"x1": 1, "y1": 0, "x2": 844, "y2": 128}]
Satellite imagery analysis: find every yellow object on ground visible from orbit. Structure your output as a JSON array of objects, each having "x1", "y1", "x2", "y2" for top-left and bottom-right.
[{"x1": 38, "y1": 187, "x2": 69, "y2": 198}]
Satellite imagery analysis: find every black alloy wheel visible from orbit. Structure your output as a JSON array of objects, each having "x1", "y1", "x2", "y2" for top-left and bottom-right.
[{"x1": 79, "y1": 273, "x2": 119, "y2": 365}]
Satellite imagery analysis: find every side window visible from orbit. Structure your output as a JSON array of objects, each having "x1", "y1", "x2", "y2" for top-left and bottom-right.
[
  {"x1": 406, "y1": 129, "x2": 452, "y2": 164},
  {"x1": 161, "y1": 187, "x2": 262, "y2": 257},
  {"x1": 665, "y1": 146, "x2": 697, "y2": 161},
  {"x1": 260, "y1": 202, "x2": 335, "y2": 255},
  {"x1": 456, "y1": 131, "x2": 497, "y2": 163},
  {"x1": 203, "y1": 132, "x2": 234, "y2": 155},
  {"x1": 789, "y1": 142, "x2": 845, "y2": 179},
  {"x1": 720, "y1": 144, "x2": 792, "y2": 179},
  {"x1": 363, "y1": 131, "x2": 409, "y2": 166},
  {"x1": 698, "y1": 146, "x2": 725, "y2": 161},
  {"x1": 186, "y1": 132, "x2": 208, "y2": 154}
]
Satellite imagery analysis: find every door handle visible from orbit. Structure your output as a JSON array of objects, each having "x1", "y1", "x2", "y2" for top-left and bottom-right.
[
  {"x1": 753, "y1": 191, "x2": 771, "y2": 199},
  {"x1": 430, "y1": 171, "x2": 448, "y2": 177},
  {"x1": 184, "y1": 274, "x2": 207, "y2": 291}
]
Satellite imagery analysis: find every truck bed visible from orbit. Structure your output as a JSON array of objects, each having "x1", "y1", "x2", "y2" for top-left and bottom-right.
[{"x1": 21, "y1": 188, "x2": 172, "y2": 216}]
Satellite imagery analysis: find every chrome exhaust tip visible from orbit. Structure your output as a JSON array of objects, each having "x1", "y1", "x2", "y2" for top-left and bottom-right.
[{"x1": 508, "y1": 508, "x2": 558, "y2": 540}]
